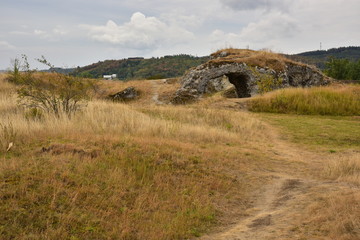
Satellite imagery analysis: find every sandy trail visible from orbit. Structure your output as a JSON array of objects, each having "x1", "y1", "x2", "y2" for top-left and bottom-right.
[{"x1": 199, "y1": 116, "x2": 357, "y2": 240}]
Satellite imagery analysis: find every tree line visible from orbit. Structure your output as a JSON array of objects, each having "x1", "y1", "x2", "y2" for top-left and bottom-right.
[
  {"x1": 73, "y1": 55, "x2": 209, "y2": 80},
  {"x1": 325, "y1": 57, "x2": 360, "y2": 80}
]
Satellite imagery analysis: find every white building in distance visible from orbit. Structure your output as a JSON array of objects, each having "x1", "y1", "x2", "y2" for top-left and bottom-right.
[{"x1": 103, "y1": 74, "x2": 117, "y2": 80}]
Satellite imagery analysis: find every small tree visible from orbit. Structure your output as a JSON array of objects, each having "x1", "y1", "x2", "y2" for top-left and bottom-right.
[
  {"x1": 7, "y1": 54, "x2": 34, "y2": 85},
  {"x1": 9, "y1": 55, "x2": 96, "y2": 118}
]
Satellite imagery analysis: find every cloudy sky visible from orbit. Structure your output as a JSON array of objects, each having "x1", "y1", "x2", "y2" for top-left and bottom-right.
[{"x1": 1, "y1": 0, "x2": 359, "y2": 69}]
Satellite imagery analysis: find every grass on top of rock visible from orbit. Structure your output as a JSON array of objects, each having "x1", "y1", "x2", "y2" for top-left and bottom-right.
[
  {"x1": 209, "y1": 48, "x2": 309, "y2": 72},
  {"x1": 248, "y1": 84, "x2": 360, "y2": 116}
]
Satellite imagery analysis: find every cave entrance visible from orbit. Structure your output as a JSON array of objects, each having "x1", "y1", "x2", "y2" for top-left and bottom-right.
[{"x1": 226, "y1": 73, "x2": 251, "y2": 98}]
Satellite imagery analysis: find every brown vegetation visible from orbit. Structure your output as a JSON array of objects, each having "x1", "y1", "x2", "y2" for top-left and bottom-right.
[
  {"x1": 1, "y1": 73, "x2": 359, "y2": 240},
  {"x1": 0, "y1": 73, "x2": 270, "y2": 239},
  {"x1": 209, "y1": 48, "x2": 310, "y2": 72},
  {"x1": 248, "y1": 84, "x2": 360, "y2": 116}
]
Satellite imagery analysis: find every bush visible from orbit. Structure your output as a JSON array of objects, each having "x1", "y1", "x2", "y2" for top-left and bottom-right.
[
  {"x1": 17, "y1": 73, "x2": 95, "y2": 117},
  {"x1": 8, "y1": 55, "x2": 96, "y2": 118}
]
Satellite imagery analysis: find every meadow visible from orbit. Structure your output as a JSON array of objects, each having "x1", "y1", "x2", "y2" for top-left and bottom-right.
[{"x1": 0, "y1": 73, "x2": 359, "y2": 240}]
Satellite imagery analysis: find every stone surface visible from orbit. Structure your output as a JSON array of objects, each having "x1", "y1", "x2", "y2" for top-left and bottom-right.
[
  {"x1": 109, "y1": 87, "x2": 139, "y2": 102},
  {"x1": 172, "y1": 52, "x2": 331, "y2": 104}
]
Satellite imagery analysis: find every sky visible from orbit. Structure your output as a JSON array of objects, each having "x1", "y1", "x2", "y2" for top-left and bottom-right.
[{"x1": 1, "y1": 0, "x2": 359, "y2": 69}]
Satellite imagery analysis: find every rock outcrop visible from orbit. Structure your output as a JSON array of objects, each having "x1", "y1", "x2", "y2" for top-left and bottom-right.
[
  {"x1": 109, "y1": 87, "x2": 139, "y2": 102},
  {"x1": 172, "y1": 49, "x2": 331, "y2": 104}
]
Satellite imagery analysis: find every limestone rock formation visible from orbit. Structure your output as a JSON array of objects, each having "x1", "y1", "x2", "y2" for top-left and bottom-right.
[
  {"x1": 109, "y1": 86, "x2": 139, "y2": 102},
  {"x1": 172, "y1": 49, "x2": 331, "y2": 104}
]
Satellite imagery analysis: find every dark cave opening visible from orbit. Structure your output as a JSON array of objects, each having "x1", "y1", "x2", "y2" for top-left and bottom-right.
[{"x1": 226, "y1": 73, "x2": 251, "y2": 98}]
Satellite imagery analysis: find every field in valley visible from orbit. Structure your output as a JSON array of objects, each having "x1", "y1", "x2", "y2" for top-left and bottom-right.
[{"x1": 0, "y1": 73, "x2": 359, "y2": 240}]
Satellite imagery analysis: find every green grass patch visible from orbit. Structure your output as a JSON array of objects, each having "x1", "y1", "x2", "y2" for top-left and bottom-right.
[
  {"x1": 249, "y1": 85, "x2": 360, "y2": 116},
  {"x1": 260, "y1": 113, "x2": 360, "y2": 150}
]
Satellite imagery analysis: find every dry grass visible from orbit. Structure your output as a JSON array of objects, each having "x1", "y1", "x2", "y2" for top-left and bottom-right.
[
  {"x1": 324, "y1": 154, "x2": 360, "y2": 186},
  {"x1": 0, "y1": 74, "x2": 18, "y2": 116},
  {"x1": 249, "y1": 84, "x2": 360, "y2": 116},
  {"x1": 302, "y1": 153, "x2": 360, "y2": 240},
  {"x1": 0, "y1": 74, "x2": 269, "y2": 239},
  {"x1": 138, "y1": 105, "x2": 265, "y2": 141},
  {"x1": 289, "y1": 145, "x2": 360, "y2": 240},
  {"x1": 157, "y1": 78, "x2": 182, "y2": 103},
  {"x1": 2, "y1": 73, "x2": 359, "y2": 239},
  {"x1": 298, "y1": 191, "x2": 360, "y2": 240},
  {"x1": 209, "y1": 48, "x2": 309, "y2": 72},
  {"x1": 302, "y1": 152, "x2": 360, "y2": 240}
]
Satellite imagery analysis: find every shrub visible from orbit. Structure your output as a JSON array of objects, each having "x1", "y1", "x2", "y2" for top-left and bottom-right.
[
  {"x1": 8, "y1": 56, "x2": 96, "y2": 118},
  {"x1": 17, "y1": 73, "x2": 95, "y2": 117}
]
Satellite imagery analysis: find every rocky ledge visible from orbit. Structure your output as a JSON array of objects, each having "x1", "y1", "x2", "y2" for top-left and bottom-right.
[{"x1": 172, "y1": 49, "x2": 331, "y2": 104}]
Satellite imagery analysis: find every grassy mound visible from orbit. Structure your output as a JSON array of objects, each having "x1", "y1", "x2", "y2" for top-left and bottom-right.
[
  {"x1": 209, "y1": 48, "x2": 309, "y2": 72},
  {"x1": 248, "y1": 85, "x2": 360, "y2": 116}
]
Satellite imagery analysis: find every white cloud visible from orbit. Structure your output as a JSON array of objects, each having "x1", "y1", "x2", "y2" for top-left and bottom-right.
[
  {"x1": 220, "y1": 0, "x2": 293, "y2": 11},
  {"x1": 9, "y1": 31, "x2": 28, "y2": 36},
  {"x1": 53, "y1": 26, "x2": 67, "y2": 36},
  {"x1": 209, "y1": 12, "x2": 299, "y2": 50},
  {"x1": 80, "y1": 12, "x2": 195, "y2": 49},
  {"x1": 34, "y1": 29, "x2": 52, "y2": 39},
  {"x1": 0, "y1": 41, "x2": 16, "y2": 50},
  {"x1": 210, "y1": 29, "x2": 240, "y2": 47},
  {"x1": 160, "y1": 13, "x2": 203, "y2": 29},
  {"x1": 32, "y1": 26, "x2": 69, "y2": 41},
  {"x1": 34, "y1": 29, "x2": 46, "y2": 36},
  {"x1": 240, "y1": 12, "x2": 299, "y2": 42}
]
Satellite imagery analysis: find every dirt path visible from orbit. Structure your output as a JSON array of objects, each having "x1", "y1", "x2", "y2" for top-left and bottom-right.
[
  {"x1": 199, "y1": 116, "x2": 356, "y2": 240},
  {"x1": 151, "y1": 80, "x2": 165, "y2": 105},
  {"x1": 201, "y1": 177, "x2": 337, "y2": 240}
]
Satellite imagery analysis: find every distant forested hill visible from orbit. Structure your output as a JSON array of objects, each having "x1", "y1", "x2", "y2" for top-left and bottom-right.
[
  {"x1": 58, "y1": 47, "x2": 360, "y2": 80},
  {"x1": 289, "y1": 46, "x2": 360, "y2": 69},
  {"x1": 72, "y1": 55, "x2": 209, "y2": 80}
]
